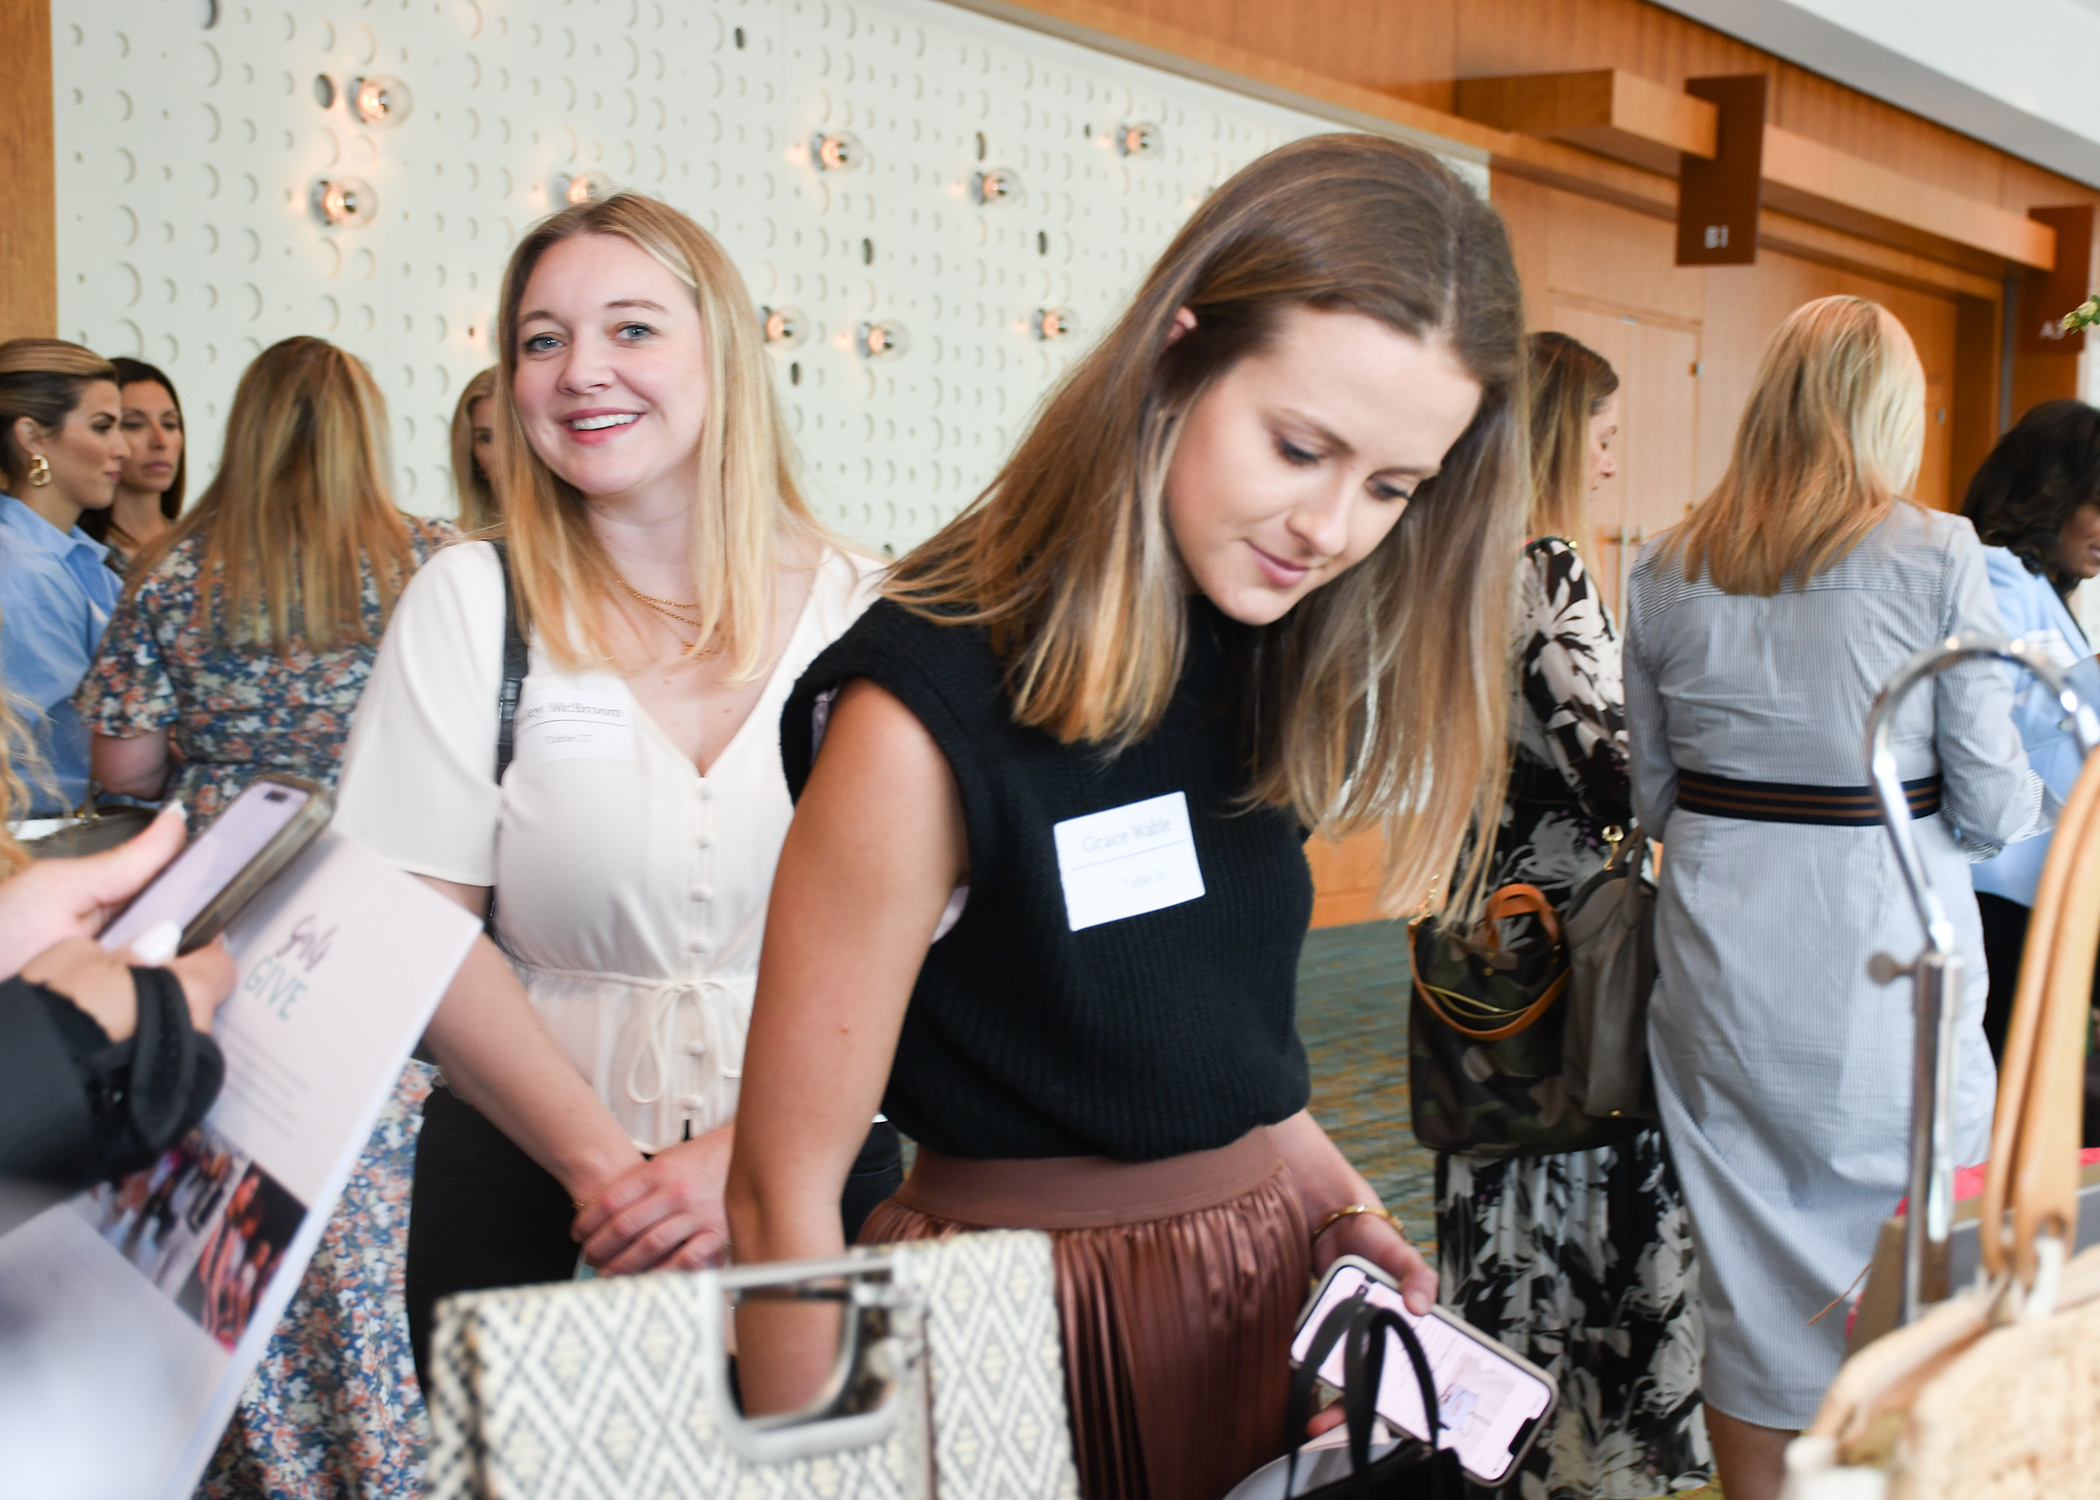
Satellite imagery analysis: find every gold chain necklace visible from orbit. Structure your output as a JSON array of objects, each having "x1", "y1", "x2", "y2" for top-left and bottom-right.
[{"x1": 616, "y1": 577, "x2": 720, "y2": 656}]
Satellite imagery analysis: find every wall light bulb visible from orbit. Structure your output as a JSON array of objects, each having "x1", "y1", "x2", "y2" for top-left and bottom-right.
[
  {"x1": 972, "y1": 168, "x2": 1022, "y2": 205},
  {"x1": 559, "y1": 171, "x2": 614, "y2": 205},
  {"x1": 811, "y1": 132, "x2": 863, "y2": 173},
  {"x1": 760, "y1": 306, "x2": 809, "y2": 347},
  {"x1": 348, "y1": 74, "x2": 413, "y2": 127},
  {"x1": 310, "y1": 176, "x2": 378, "y2": 229},
  {"x1": 1031, "y1": 307, "x2": 1077, "y2": 341},
  {"x1": 856, "y1": 321, "x2": 909, "y2": 360},
  {"x1": 1117, "y1": 122, "x2": 1162, "y2": 158}
]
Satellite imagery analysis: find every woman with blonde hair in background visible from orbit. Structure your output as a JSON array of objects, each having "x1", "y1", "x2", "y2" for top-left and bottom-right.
[
  {"x1": 1424, "y1": 331, "x2": 1710, "y2": 1497},
  {"x1": 449, "y1": 365, "x2": 500, "y2": 529},
  {"x1": 1624, "y1": 296, "x2": 2042, "y2": 1500},
  {"x1": 0, "y1": 339, "x2": 126, "y2": 814},
  {"x1": 80, "y1": 357, "x2": 186, "y2": 573},
  {"x1": 729, "y1": 134, "x2": 1527, "y2": 1498},
  {"x1": 80, "y1": 336, "x2": 454, "y2": 816},
  {"x1": 331, "y1": 191, "x2": 887, "y2": 1386}
]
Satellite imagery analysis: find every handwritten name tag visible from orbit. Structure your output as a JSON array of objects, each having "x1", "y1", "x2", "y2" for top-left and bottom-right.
[
  {"x1": 1053, "y1": 791, "x2": 1206, "y2": 932},
  {"x1": 513, "y1": 682, "x2": 638, "y2": 769}
]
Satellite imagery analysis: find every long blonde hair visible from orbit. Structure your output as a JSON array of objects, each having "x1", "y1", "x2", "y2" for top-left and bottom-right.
[
  {"x1": 449, "y1": 366, "x2": 499, "y2": 531},
  {"x1": 1674, "y1": 296, "x2": 1924, "y2": 593},
  {"x1": 1527, "y1": 332, "x2": 1619, "y2": 542},
  {"x1": 889, "y1": 134, "x2": 1530, "y2": 914},
  {"x1": 489, "y1": 193, "x2": 822, "y2": 679},
  {"x1": 136, "y1": 337, "x2": 414, "y2": 655}
]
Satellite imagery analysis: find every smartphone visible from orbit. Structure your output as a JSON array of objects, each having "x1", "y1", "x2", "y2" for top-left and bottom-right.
[
  {"x1": 98, "y1": 774, "x2": 333, "y2": 956},
  {"x1": 1291, "y1": 1256, "x2": 1556, "y2": 1487}
]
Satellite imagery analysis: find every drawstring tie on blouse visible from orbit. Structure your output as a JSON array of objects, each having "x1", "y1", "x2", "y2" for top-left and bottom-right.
[{"x1": 624, "y1": 976, "x2": 746, "y2": 1109}]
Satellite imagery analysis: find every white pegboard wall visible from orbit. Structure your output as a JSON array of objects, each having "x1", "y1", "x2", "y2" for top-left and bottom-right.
[{"x1": 54, "y1": 0, "x2": 1480, "y2": 555}]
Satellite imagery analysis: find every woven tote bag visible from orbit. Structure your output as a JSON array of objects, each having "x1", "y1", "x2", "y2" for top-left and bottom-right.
[
  {"x1": 425, "y1": 1227, "x2": 1080, "y2": 1500},
  {"x1": 1786, "y1": 747, "x2": 2100, "y2": 1500}
]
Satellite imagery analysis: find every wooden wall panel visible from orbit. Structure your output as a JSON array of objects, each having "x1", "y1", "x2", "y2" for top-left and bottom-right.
[
  {"x1": 1061, "y1": 0, "x2": 2100, "y2": 221},
  {"x1": 1305, "y1": 830, "x2": 1392, "y2": 929},
  {"x1": 0, "y1": 0, "x2": 55, "y2": 338}
]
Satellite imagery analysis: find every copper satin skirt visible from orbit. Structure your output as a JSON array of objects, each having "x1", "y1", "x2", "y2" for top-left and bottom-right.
[{"x1": 859, "y1": 1129, "x2": 1310, "y2": 1500}]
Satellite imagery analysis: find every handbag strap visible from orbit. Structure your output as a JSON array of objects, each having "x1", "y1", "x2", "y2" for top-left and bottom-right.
[
  {"x1": 1411, "y1": 882, "x2": 1569, "y2": 1041},
  {"x1": 1285, "y1": 1291, "x2": 1368, "y2": 1490},
  {"x1": 1981, "y1": 746, "x2": 2100, "y2": 1284},
  {"x1": 1412, "y1": 967, "x2": 1569, "y2": 1042},
  {"x1": 1350, "y1": 1303, "x2": 1444, "y2": 1458},
  {"x1": 490, "y1": 539, "x2": 528, "y2": 784},
  {"x1": 1283, "y1": 1293, "x2": 1448, "y2": 1498},
  {"x1": 485, "y1": 540, "x2": 528, "y2": 940}
]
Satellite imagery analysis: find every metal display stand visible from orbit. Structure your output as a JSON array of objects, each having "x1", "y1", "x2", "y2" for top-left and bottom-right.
[{"x1": 1863, "y1": 633, "x2": 2100, "y2": 1325}]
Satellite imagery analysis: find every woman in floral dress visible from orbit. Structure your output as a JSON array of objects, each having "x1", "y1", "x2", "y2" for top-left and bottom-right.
[
  {"x1": 1430, "y1": 332, "x2": 1709, "y2": 1499},
  {"x1": 75, "y1": 337, "x2": 452, "y2": 1499},
  {"x1": 79, "y1": 336, "x2": 453, "y2": 815}
]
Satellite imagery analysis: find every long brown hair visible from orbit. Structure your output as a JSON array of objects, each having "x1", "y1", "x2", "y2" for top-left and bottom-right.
[
  {"x1": 137, "y1": 337, "x2": 414, "y2": 654},
  {"x1": 0, "y1": 338, "x2": 117, "y2": 495},
  {"x1": 890, "y1": 133, "x2": 1530, "y2": 914},
  {"x1": 449, "y1": 366, "x2": 499, "y2": 531},
  {"x1": 490, "y1": 193, "x2": 824, "y2": 679},
  {"x1": 1527, "y1": 332, "x2": 1619, "y2": 542},
  {"x1": 1672, "y1": 296, "x2": 1924, "y2": 593}
]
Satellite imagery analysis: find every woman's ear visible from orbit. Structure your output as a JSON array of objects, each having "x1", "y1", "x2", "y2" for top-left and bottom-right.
[
  {"x1": 12, "y1": 413, "x2": 46, "y2": 461},
  {"x1": 1163, "y1": 307, "x2": 1197, "y2": 347}
]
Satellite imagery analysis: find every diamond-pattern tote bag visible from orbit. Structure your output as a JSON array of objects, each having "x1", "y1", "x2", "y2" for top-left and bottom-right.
[{"x1": 425, "y1": 1228, "x2": 1081, "y2": 1500}]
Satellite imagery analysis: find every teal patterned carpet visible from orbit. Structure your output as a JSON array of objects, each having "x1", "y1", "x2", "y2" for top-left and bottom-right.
[{"x1": 1297, "y1": 919, "x2": 1439, "y2": 1254}]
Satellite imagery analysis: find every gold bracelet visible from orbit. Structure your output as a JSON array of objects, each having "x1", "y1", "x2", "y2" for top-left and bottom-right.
[{"x1": 1309, "y1": 1203, "x2": 1404, "y2": 1252}]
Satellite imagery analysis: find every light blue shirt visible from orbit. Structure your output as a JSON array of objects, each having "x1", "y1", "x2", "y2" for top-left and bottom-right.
[
  {"x1": 1971, "y1": 544, "x2": 2100, "y2": 906},
  {"x1": 0, "y1": 492, "x2": 122, "y2": 814}
]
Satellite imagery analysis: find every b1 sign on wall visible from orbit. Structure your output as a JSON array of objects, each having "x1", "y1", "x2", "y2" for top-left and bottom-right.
[{"x1": 53, "y1": 0, "x2": 1476, "y2": 554}]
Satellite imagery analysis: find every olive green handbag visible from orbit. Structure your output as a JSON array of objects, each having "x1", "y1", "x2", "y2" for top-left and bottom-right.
[{"x1": 1408, "y1": 882, "x2": 1633, "y2": 1156}]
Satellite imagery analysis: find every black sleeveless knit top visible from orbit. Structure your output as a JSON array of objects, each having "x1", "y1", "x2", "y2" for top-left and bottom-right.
[{"x1": 780, "y1": 597, "x2": 1314, "y2": 1162}]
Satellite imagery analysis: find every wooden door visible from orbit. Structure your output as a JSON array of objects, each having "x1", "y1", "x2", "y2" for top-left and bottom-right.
[{"x1": 1542, "y1": 301, "x2": 1702, "y2": 618}]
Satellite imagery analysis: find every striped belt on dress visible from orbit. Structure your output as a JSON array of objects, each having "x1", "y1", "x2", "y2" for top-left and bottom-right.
[{"x1": 1675, "y1": 769, "x2": 1942, "y2": 827}]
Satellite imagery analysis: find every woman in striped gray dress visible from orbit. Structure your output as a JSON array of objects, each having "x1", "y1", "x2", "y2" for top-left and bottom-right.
[{"x1": 1624, "y1": 296, "x2": 2043, "y2": 1500}]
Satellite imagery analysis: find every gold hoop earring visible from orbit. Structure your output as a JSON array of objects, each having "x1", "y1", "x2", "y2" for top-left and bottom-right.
[{"x1": 27, "y1": 454, "x2": 51, "y2": 488}]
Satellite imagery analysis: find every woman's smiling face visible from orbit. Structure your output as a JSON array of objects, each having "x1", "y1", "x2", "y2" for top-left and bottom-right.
[
  {"x1": 510, "y1": 233, "x2": 710, "y2": 506},
  {"x1": 1162, "y1": 305, "x2": 1483, "y2": 627}
]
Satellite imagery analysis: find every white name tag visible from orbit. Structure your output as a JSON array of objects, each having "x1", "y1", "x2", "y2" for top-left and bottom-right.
[
  {"x1": 1052, "y1": 791, "x2": 1206, "y2": 932},
  {"x1": 512, "y1": 683, "x2": 638, "y2": 769}
]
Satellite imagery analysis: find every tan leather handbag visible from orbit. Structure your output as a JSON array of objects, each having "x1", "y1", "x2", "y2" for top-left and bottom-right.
[{"x1": 1786, "y1": 742, "x2": 2100, "y2": 1500}]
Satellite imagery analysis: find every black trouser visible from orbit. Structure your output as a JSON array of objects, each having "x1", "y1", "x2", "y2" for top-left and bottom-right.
[
  {"x1": 406, "y1": 1085, "x2": 905, "y2": 1384},
  {"x1": 1976, "y1": 891, "x2": 2100, "y2": 1147}
]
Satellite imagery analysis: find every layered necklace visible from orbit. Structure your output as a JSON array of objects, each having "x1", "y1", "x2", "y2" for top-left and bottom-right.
[{"x1": 616, "y1": 576, "x2": 721, "y2": 656}]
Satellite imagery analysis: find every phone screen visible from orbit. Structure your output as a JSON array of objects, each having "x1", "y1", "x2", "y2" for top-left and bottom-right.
[
  {"x1": 1291, "y1": 1265, "x2": 1553, "y2": 1484},
  {"x1": 99, "y1": 782, "x2": 314, "y2": 952}
]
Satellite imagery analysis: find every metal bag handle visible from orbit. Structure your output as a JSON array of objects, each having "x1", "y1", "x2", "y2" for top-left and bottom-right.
[
  {"x1": 695, "y1": 1248, "x2": 930, "y2": 1465},
  {"x1": 1863, "y1": 633, "x2": 2100, "y2": 1324}
]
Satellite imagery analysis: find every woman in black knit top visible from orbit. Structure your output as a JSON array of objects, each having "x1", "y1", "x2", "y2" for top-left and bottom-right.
[{"x1": 730, "y1": 134, "x2": 1531, "y2": 1500}]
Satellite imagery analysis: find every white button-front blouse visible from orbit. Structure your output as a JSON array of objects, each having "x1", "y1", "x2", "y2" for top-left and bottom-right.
[{"x1": 334, "y1": 541, "x2": 880, "y2": 1151}]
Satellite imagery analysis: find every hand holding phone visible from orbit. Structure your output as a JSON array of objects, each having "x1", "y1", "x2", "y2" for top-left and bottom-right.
[
  {"x1": 98, "y1": 775, "x2": 333, "y2": 958},
  {"x1": 1292, "y1": 1256, "x2": 1557, "y2": 1487}
]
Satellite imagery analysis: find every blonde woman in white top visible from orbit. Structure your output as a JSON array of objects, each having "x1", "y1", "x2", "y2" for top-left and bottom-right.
[{"x1": 333, "y1": 194, "x2": 882, "y2": 1377}]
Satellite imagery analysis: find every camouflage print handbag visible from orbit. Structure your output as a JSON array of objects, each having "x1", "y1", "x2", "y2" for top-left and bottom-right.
[{"x1": 1407, "y1": 883, "x2": 1630, "y2": 1156}]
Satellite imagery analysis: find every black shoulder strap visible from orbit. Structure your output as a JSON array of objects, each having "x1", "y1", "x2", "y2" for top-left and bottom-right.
[
  {"x1": 491, "y1": 539, "x2": 528, "y2": 784},
  {"x1": 483, "y1": 539, "x2": 528, "y2": 943}
]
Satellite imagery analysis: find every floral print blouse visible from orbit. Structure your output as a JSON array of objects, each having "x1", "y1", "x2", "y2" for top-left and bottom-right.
[
  {"x1": 76, "y1": 518, "x2": 456, "y2": 820},
  {"x1": 1488, "y1": 535, "x2": 1633, "y2": 898}
]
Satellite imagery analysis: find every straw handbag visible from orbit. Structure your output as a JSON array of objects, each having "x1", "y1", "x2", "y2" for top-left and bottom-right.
[
  {"x1": 1786, "y1": 748, "x2": 2100, "y2": 1500},
  {"x1": 424, "y1": 1228, "x2": 1080, "y2": 1500}
]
